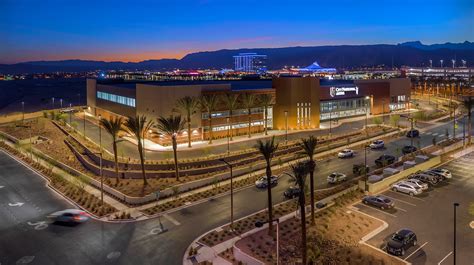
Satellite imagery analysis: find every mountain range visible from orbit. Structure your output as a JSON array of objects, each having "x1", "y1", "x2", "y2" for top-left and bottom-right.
[{"x1": 1, "y1": 41, "x2": 473, "y2": 74}]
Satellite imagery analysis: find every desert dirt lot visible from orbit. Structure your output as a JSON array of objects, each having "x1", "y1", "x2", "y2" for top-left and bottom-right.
[{"x1": 353, "y1": 152, "x2": 474, "y2": 265}]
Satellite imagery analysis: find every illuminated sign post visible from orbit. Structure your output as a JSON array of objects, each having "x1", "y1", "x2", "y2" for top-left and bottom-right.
[{"x1": 329, "y1": 86, "x2": 359, "y2": 97}]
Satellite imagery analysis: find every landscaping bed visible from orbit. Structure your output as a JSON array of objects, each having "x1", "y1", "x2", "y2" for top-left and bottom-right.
[{"x1": 234, "y1": 190, "x2": 404, "y2": 265}]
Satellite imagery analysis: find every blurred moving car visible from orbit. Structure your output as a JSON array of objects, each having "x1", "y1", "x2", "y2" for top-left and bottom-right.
[
  {"x1": 386, "y1": 229, "x2": 417, "y2": 256},
  {"x1": 327, "y1": 172, "x2": 347, "y2": 184},
  {"x1": 391, "y1": 181, "x2": 422, "y2": 196},
  {"x1": 375, "y1": 154, "x2": 396, "y2": 167},
  {"x1": 338, "y1": 149, "x2": 354, "y2": 158},
  {"x1": 406, "y1": 129, "x2": 420, "y2": 138},
  {"x1": 402, "y1": 145, "x2": 418, "y2": 155},
  {"x1": 369, "y1": 140, "x2": 385, "y2": 149},
  {"x1": 255, "y1": 175, "x2": 278, "y2": 188},
  {"x1": 47, "y1": 209, "x2": 90, "y2": 224},
  {"x1": 362, "y1": 195, "x2": 394, "y2": 210},
  {"x1": 283, "y1": 186, "x2": 301, "y2": 199}
]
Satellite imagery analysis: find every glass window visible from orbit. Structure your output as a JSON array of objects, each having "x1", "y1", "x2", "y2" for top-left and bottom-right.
[{"x1": 97, "y1": 91, "x2": 136, "y2": 107}]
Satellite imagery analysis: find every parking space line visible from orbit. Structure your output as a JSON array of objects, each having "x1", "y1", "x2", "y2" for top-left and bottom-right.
[
  {"x1": 163, "y1": 214, "x2": 181, "y2": 226},
  {"x1": 404, "y1": 241, "x2": 428, "y2": 261},
  {"x1": 386, "y1": 190, "x2": 426, "y2": 201},
  {"x1": 437, "y1": 251, "x2": 452, "y2": 265},
  {"x1": 381, "y1": 194, "x2": 417, "y2": 206},
  {"x1": 357, "y1": 203, "x2": 397, "y2": 218},
  {"x1": 395, "y1": 207, "x2": 407, "y2": 212}
]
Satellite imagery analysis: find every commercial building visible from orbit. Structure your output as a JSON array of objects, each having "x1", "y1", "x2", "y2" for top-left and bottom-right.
[
  {"x1": 402, "y1": 66, "x2": 473, "y2": 80},
  {"x1": 87, "y1": 77, "x2": 410, "y2": 145},
  {"x1": 233, "y1": 53, "x2": 267, "y2": 73}
]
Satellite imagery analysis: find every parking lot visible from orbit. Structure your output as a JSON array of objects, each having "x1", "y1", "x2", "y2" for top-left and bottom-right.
[{"x1": 353, "y1": 152, "x2": 474, "y2": 265}]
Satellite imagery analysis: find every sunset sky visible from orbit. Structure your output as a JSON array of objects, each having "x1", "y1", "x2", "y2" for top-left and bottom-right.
[{"x1": 1, "y1": 0, "x2": 473, "y2": 64}]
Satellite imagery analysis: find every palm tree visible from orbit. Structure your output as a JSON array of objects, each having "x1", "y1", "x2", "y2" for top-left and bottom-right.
[
  {"x1": 462, "y1": 96, "x2": 473, "y2": 145},
  {"x1": 222, "y1": 93, "x2": 240, "y2": 141},
  {"x1": 259, "y1": 94, "x2": 274, "y2": 135},
  {"x1": 289, "y1": 161, "x2": 309, "y2": 265},
  {"x1": 200, "y1": 94, "x2": 218, "y2": 144},
  {"x1": 255, "y1": 136, "x2": 279, "y2": 236},
  {"x1": 242, "y1": 93, "x2": 256, "y2": 138},
  {"x1": 155, "y1": 115, "x2": 186, "y2": 181},
  {"x1": 123, "y1": 115, "x2": 154, "y2": 186},
  {"x1": 299, "y1": 135, "x2": 317, "y2": 225},
  {"x1": 99, "y1": 116, "x2": 124, "y2": 185},
  {"x1": 174, "y1": 96, "x2": 200, "y2": 148}
]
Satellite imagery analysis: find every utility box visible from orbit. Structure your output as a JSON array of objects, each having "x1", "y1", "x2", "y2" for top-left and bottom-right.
[
  {"x1": 403, "y1": 160, "x2": 416, "y2": 170},
  {"x1": 368, "y1": 175, "x2": 383, "y2": 183},
  {"x1": 383, "y1": 167, "x2": 400, "y2": 177},
  {"x1": 415, "y1": 155, "x2": 430, "y2": 163}
]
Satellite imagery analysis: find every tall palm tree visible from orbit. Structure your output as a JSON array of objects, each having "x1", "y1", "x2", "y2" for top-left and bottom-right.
[
  {"x1": 174, "y1": 96, "x2": 200, "y2": 148},
  {"x1": 259, "y1": 94, "x2": 274, "y2": 135},
  {"x1": 299, "y1": 135, "x2": 317, "y2": 225},
  {"x1": 289, "y1": 161, "x2": 309, "y2": 265},
  {"x1": 155, "y1": 115, "x2": 186, "y2": 181},
  {"x1": 462, "y1": 96, "x2": 473, "y2": 145},
  {"x1": 222, "y1": 93, "x2": 240, "y2": 141},
  {"x1": 200, "y1": 94, "x2": 218, "y2": 144},
  {"x1": 242, "y1": 93, "x2": 256, "y2": 138},
  {"x1": 123, "y1": 115, "x2": 154, "y2": 186},
  {"x1": 255, "y1": 136, "x2": 279, "y2": 236},
  {"x1": 99, "y1": 116, "x2": 124, "y2": 185}
]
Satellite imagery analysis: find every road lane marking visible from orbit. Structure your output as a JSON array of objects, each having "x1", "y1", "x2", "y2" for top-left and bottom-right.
[
  {"x1": 0, "y1": 185, "x2": 4, "y2": 189},
  {"x1": 432, "y1": 133, "x2": 439, "y2": 136},
  {"x1": 8, "y1": 202, "x2": 24, "y2": 207},
  {"x1": 381, "y1": 195, "x2": 417, "y2": 206},
  {"x1": 106, "y1": 251, "x2": 121, "y2": 259},
  {"x1": 163, "y1": 214, "x2": 181, "y2": 226},
  {"x1": 395, "y1": 207, "x2": 407, "y2": 212},
  {"x1": 438, "y1": 251, "x2": 453, "y2": 265},
  {"x1": 386, "y1": 190, "x2": 426, "y2": 201},
  {"x1": 357, "y1": 203, "x2": 397, "y2": 218},
  {"x1": 404, "y1": 241, "x2": 428, "y2": 261}
]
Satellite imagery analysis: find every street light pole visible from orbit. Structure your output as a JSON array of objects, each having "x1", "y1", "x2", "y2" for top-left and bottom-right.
[
  {"x1": 284, "y1": 110, "x2": 288, "y2": 145},
  {"x1": 98, "y1": 114, "x2": 103, "y2": 206},
  {"x1": 83, "y1": 109, "x2": 86, "y2": 139},
  {"x1": 329, "y1": 108, "x2": 332, "y2": 135},
  {"x1": 364, "y1": 145, "x2": 368, "y2": 192},
  {"x1": 69, "y1": 103, "x2": 72, "y2": 124},
  {"x1": 453, "y1": 202, "x2": 459, "y2": 265},
  {"x1": 60, "y1": 99, "x2": 63, "y2": 109},
  {"x1": 365, "y1": 96, "x2": 370, "y2": 133},
  {"x1": 226, "y1": 117, "x2": 230, "y2": 156},
  {"x1": 219, "y1": 159, "x2": 234, "y2": 229},
  {"x1": 21, "y1": 101, "x2": 25, "y2": 124},
  {"x1": 52, "y1": 97, "x2": 55, "y2": 109}
]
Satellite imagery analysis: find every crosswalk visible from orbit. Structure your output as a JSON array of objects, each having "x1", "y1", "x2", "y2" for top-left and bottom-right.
[
  {"x1": 423, "y1": 132, "x2": 440, "y2": 136},
  {"x1": 443, "y1": 152, "x2": 474, "y2": 179}
]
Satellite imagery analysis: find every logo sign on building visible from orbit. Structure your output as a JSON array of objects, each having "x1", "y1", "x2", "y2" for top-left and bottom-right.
[{"x1": 329, "y1": 86, "x2": 359, "y2": 97}]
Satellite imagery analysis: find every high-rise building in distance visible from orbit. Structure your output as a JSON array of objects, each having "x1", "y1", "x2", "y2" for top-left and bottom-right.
[{"x1": 233, "y1": 53, "x2": 267, "y2": 73}]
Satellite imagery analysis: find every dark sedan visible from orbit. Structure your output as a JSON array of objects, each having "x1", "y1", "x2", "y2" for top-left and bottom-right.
[
  {"x1": 406, "y1": 129, "x2": 420, "y2": 138},
  {"x1": 386, "y1": 229, "x2": 417, "y2": 256},
  {"x1": 402, "y1": 145, "x2": 418, "y2": 154},
  {"x1": 362, "y1": 195, "x2": 394, "y2": 210},
  {"x1": 375, "y1": 154, "x2": 396, "y2": 167},
  {"x1": 283, "y1": 186, "x2": 301, "y2": 199}
]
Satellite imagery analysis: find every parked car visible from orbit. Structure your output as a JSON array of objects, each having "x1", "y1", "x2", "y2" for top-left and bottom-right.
[
  {"x1": 426, "y1": 168, "x2": 452, "y2": 180},
  {"x1": 408, "y1": 173, "x2": 439, "y2": 185},
  {"x1": 369, "y1": 140, "x2": 385, "y2": 149},
  {"x1": 47, "y1": 209, "x2": 90, "y2": 224},
  {"x1": 375, "y1": 154, "x2": 396, "y2": 167},
  {"x1": 362, "y1": 195, "x2": 394, "y2": 210},
  {"x1": 283, "y1": 186, "x2": 301, "y2": 199},
  {"x1": 421, "y1": 170, "x2": 445, "y2": 182},
  {"x1": 406, "y1": 129, "x2": 420, "y2": 138},
  {"x1": 353, "y1": 163, "x2": 370, "y2": 176},
  {"x1": 327, "y1": 172, "x2": 347, "y2": 184},
  {"x1": 404, "y1": 179, "x2": 429, "y2": 191},
  {"x1": 255, "y1": 175, "x2": 278, "y2": 188},
  {"x1": 402, "y1": 145, "x2": 418, "y2": 155},
  {"x1": 391, "y1": 181, "x2": 422, "y2": 196},
  {"x1": 386, "y1": 229, "x2": 418, "y2": 256},
  {"x1": 338, "y1": 149, "x2": 354, "y2": 158}
]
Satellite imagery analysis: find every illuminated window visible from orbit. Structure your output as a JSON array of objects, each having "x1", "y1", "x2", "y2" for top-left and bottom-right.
[{"x1": 97, "y1": 91, "x2": 135, "y2": 107}]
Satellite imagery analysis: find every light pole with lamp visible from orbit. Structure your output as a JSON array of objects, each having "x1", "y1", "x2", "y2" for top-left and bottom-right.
[
  {"x1": 219, "y1": 158, "x2": 234, "y2": 229},
  {"x1": 52, "y1": 97, "x2": 55, "y2": 109},
  {"x1": 98, "y1": 114, "x2": 104, "y2": 205},
  {"x1": 21, "y1": 101, "x2": 25, "y2": 124},
  {"x1": 68, "y1": 103, "x2": 72, "y2": 124},
  {"x1": 365, "y1": 96, "x2": 370, "y2": 132},
  {"x1": 60, "y1": 99, "x2": 63, "y2": 109},
  {"x1": 453, "y1": 202, "x2": 459, "y2": 265},
  {"x1": 364, "y1": 144, "x2": 369, "y2": 192},
  {"x1": 83, "y1": 109, "x2": 86, "y2": 139},
  {"x1": 255, "y1": 219, "x2": 280, "y2": 265},
  {"x1": 226, "y1": 117, "x2": 230, "y2": 156},
  {"x1": 284, "y1": 110, "x2": 288, "y2": 145}
]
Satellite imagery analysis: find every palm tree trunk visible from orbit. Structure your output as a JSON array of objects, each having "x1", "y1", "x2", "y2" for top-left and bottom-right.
[
  {"x1": 300, "y1": 195, "x2": 307, "y2": 265},
  {"x1": 266, "y1": 160, "x2": 274, "y2": 237},
  {"x1": 173, "y1": 136, "x2": 179, "y2": 181},
  {"x1": 229, "y1": 110, "x2": 233, "y2": 141},
  {"x1": 309, "y1": 169, "x2": 315, "y2": 225},
  {"x1": 468, "y1": 110, "x2": 472, "y2": 145},
  {"x1": 187, "y1": 115, "x2": 192, "y2": 148},
  {"x1": 264, "y1": 105, "x2": 268, "y2": 135},
  {"x1": 208, "y1": 116, "x2": 213, "y2": 144},
  {"x1": 138, "y1": 141, "x2": 147, "y2": 186},
  {"x1": 248, "y1": 109, "x2": 252, "y2": 138},
  {"x1": 113, "y1": 141, "x2": 119, "y2": 185}
]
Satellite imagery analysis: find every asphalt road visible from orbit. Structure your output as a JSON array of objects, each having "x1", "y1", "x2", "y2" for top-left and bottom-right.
[
  {"x1": 0, "y1": 119, "x2": 468, "y2": 265},
  {"x1": 355, "y1": 152, "x2": 474, "y2": 265}
]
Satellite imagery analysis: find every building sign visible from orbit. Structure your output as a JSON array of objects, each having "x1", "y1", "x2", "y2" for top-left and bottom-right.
[{"x1": 329, "y1": 86, "x2": 359, "y2": 97}]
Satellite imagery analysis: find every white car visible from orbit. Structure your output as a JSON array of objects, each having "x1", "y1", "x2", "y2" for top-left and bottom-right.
[
  {"x1": 404, "y1": 179, "x2": 428, "y2": 191},
  {"x1": 338, "y1": 149, "x2": 354, "y2": 158},
  {"x1": 427, "y1": 168, "x2": 452, "y2": 180},
  {"x1": 391, "y1": 182, "x2": 422, "y2": 196},
  {"x1": 47, "y1": 209, "x2": 90, "y2": 223},
  {"x1": 255, "y1": 175, "x2": 278, "y2": 188},
  {"x1": 327, "y1": 172, "x2": 347, "y2": 184},
  {"x1": 369, "y1": 140, "x2": 385, "y2": 149}
]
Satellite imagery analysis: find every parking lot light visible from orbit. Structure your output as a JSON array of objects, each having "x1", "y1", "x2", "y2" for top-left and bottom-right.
[{"x1": 453, "y1": 202, "x2": 459, "y2": 265}]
